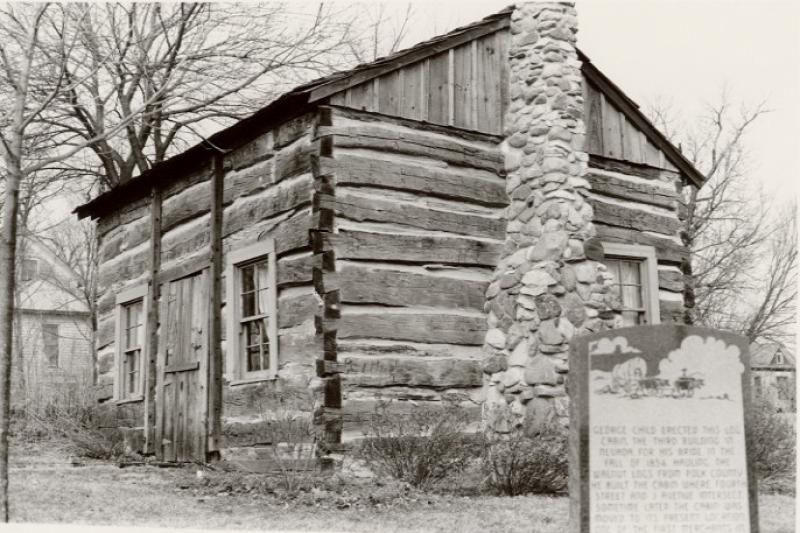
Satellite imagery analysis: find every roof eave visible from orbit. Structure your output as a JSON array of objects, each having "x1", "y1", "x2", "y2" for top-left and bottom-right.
[
  {"x1": 577, "y1": 49, "x2": 706, "y2": 189},
  {"x1": 75, "y1": 91, "x2": 312, "y2": 220}
]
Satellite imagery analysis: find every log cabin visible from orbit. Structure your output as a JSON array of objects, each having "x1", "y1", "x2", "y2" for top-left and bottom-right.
[{"x1": 75, "y1": 3, "x2": 705, "y2": 467}]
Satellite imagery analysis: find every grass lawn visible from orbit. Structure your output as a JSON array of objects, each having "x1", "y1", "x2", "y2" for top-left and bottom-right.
[{"x1": 8, "y1": 440, "x2": 796, "y2": 533}]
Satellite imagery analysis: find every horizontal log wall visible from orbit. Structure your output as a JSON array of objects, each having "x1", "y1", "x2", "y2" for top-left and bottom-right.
[
  {"x1": 218, "y1": 113, "x2": 320, "y2": 449},
  {"x1": 95, "y1": 192, "x2": 153, "y2": 402},
  {"x1": 587, "y1": 154, "x2": 689, "y2": 323},
  {"x1": 93, "y1": 113, "x2": 321, "y2": 454},
  {"x1": 321, "y1": 106, "x2": 506, "y2": 440}
]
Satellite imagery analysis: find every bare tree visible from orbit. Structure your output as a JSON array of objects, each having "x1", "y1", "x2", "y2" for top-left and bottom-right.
[
  {"x1": 0, "y1": 5, "x2": 71, "y2": 519},
  {"x1": 649, "y1": 93, "x2": 796, "y2": 343},
  {"x1": 346, "y1": 3, "x2": 414, "y2": 64},
  {"x1": 0, "y1": 4, "x2": 178, "y2": 518},
  {"x1": 36, "y1": 217, "x2": 98, "y2": 383},
  {"x1": 739, "y1": 204, "x2": 797, "y2": 343},
  {"x1": 43, "y1": 3, "x2": 358, "y2": 189}
]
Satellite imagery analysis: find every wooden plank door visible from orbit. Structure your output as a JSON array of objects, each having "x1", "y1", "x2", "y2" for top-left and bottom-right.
[{"x1": 155, "y1": 269, "x2": 209, "y2": 463}]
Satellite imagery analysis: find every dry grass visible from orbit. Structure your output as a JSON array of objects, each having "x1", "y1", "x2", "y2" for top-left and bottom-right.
[{"x1": 8, "y1": 440, "x2": 796, "y2": 533}]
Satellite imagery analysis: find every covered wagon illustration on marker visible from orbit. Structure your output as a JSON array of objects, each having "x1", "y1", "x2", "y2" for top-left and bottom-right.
[{"x1": 589, "y1": 335, "x2": 741, "y2": 401}]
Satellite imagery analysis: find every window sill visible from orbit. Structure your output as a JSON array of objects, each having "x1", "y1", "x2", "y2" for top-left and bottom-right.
[
  {"x1": 228, "y1": 375, "x2": 278, "y2": 387},
  {"x1": 115, "y1": 396, "x2": 144, "y2": 405}
]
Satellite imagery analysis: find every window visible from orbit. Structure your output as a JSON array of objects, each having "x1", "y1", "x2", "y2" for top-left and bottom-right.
[
  {"x1": 115, "y1": 285, "x2": 148, "y2": 401},
  {"x1": 601, "y1": 243, "x2": 660, "y2": 327},
  {"x1": 226, "y1": 240, "x2": 278, "y2": 383},
  {"x1": 776, "y1": 376, "x2": 790, "y2": 401},
  {"x1": 753, "y1": 375, "x2": 762, "y2": 397},
  {"x1": 21, "y1": 259, "x2": 37, "y2": 282},
  {"x1": 42, "y1": 324, "x2": 59, "y2": 367}
]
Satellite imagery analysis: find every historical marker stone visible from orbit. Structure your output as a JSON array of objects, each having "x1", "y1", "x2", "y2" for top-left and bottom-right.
[{"x1": 569, "y1": 325, "x2": 759, "y2": 533}]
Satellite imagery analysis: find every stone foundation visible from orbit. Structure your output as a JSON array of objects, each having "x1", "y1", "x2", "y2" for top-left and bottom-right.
[{"x1": 482, "y1": 2, "x2": 615, "y2": 434}]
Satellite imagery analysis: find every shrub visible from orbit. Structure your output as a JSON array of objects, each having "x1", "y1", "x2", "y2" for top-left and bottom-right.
[
  {"x1": 16, "y1": 400, "x2": 128, "y2": 461},
  {"x1": 253, "y1": 388, "x2": 321, "y2": 493},
  {"x1": 58, "y1": 421, "x2": 127, "y2": 461},
  {"x1": 482, "y1": 424, "x2": 568, "y2": 496},
  {"x1": 746, "y1": 398, "x2": 795, "y2": 492},
  {"x1": 356, "y1": 401, "x2": 477, "y2": 488}
]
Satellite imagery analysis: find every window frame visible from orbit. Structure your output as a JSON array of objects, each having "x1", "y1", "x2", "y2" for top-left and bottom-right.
[
  {"x1": 601, "y1": 242, "x2": 661, "y2": 326},
  {"x1": 114, "y1": 284, "x2": 148, "y2": 403},
  {"x1": 776, "y1": 376, "x2": 790, "y2": 401},
  {"x1": 226, "y1": 240, "x2": 279, "y2": 385},
  {"x1": 42, "y1": 323, "x2": 59, "y2": 368},
  {"x1": 21, "y1": 258, "x2": 37, "y2": 282}
]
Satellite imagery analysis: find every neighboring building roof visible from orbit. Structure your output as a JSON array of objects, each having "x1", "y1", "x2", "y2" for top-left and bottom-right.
[
  {"x1": 750, "y1": 341, "x2": 796, "y2": 370},
  {"x1": 75, "y1": 6, "x2": 704, "y2": 220}
]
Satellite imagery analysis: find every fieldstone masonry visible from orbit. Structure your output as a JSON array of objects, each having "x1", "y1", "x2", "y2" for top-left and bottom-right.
[{"x1": 482, "y1": 2, "x2": 616, "y2": 434}]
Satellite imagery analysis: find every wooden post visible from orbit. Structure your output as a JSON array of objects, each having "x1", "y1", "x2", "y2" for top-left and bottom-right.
[
  {"x1": 143, "y1": 186, "x2": 162, "y2": 455},
  {"x1": 207, "y1": 155, "x2": 225, "y2": 455}
]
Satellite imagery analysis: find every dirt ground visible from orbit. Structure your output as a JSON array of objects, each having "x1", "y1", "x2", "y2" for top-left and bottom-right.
[{"x1": 8, "y1": 440, "x2": 796, "y2": 533}]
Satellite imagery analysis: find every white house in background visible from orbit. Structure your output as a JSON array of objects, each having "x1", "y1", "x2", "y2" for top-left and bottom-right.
[
  {"x1": 13, "y1": 236, "x2": 93, "y2": 413},
  {"x1": 750, "y1": 342, "x2": 796, "y2": 413}
]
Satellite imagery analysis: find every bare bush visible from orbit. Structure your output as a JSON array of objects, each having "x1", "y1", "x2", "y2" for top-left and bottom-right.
[
  {"x1": 746, "y1": 398, "x2": 795, "y2": 493},
  {"x1": 356, "y1": 401, "x2": 477, "y2": 488},
  {"x1": 253, "y1": 388, "x2": 320, "y2": 493},
  {"x1": 15, "y1": 402, "x2": 127, "y2": 461},
  {"x1": 482, "y1": 424, "x2": 568, "y2": 496}
]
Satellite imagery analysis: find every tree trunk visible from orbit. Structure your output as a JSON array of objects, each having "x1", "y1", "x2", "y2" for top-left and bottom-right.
[
  {"x1": 0, "y1": 64, "x2": 28, "y2": 520},
  {"x1": 0, "y1": 159, "x2": 22, "y2": 522},
  {"x1": 12, "y1": 288, "x2": 25, "y2": 409}
]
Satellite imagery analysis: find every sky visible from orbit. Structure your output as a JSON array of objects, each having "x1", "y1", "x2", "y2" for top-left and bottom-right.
[
  {"x1": 51, "y1": 1, "x2": 799, "y2": 222},
  {"x1": 398, "y1": 0, "x2": 800, "y2": 202}
]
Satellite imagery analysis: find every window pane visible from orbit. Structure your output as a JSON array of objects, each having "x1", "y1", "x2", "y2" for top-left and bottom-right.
[
  {"x1": 126, "y1": 325, "x2": 138, "y2": 350},
  {"x1": 125, "y1": 349, "x2": 140, "y2": 397},
  {"x1": 621, "y1": 310, "x2": 643, "y2": 327},
  {"x1": 241, "y1": 265, "x2": 255, "y2": 293},
  {"x1": 21, "y1": 259, "x2": 37, "y2": 282},
  {"x1": 43, "y1": 324, "x2": 59, "y2": 367},
  {"x1": 242, "y1": 318, "x2": 270, "y2": 373},
  {"x1": 247, "y1": 345, "x2": 262, "y2": 372},
  {"x1": 256, "y1": 261, "x2": 269, "y2": 291},
  {"x1": 603, "y1": 259, "x2": 622, "y2": 308},
  {"x1": 257, "y1": 288, "x2": 269, "y2": 316},
  {"x1": 237, "y1": 253, "x2": 274, "y2": 376},
  {"x1": 130, "y1": 302, "x2": 142, "y2": 328},
  {"x1": 619, "y1": 260, "x2": 641, "y2": 285},
  {"x1": 124, "y1": 301, "x2": 143, "y2": 349},
  {"x1": 241, "y1": 292, "x2": 256, "y2": 318},
  {"x1": 604, "y1": 257, "x2": 646, "y2": 318},
  {"x1": 621, "y1": 284, "x2": 643, "y2": 309},
  {"x1": 252, "y1": 320, "x2": 264, "y2": 345}
]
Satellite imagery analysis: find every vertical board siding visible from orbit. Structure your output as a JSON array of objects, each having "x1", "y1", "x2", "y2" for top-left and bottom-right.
[
  {"x1": 400, "y1": 62, "x2": 423, "y2": 119},
  {"x1": 348, "y1": 82, "x2": 374, "y2": 112},
  {"x1": 601, "y1": 93, "x2": 624, "y2": 159},
  {"x1": 332, "y1": 30, "x2": 507, "y2": 135},
  {"x1": 476, "y1": 32, "x2": 502, "y2": 134},
  {"x1": 427, "y1": 51, "x2": 451, "y2": 125},
  {"x1": 452, "y1": 43, "x2": 474, "y2": 129},
  {"x1": 584, "y1": 77, "x2": 676, "y2": 171},
  {"x1": 378, "y1": 70, "x2": 401, "y2": 116},
  {"x1": 584, "y1": 80, "x2": 604, "y2": 154}
]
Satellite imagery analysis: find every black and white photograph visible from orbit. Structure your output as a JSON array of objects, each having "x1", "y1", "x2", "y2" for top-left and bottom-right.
[{"x1": 0, "y1": 2, "x2": 795, "y2": 532}]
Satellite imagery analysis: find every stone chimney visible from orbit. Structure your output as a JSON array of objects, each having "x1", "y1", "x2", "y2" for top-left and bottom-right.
[{"x1": 482, "y1": 2, "x2": 614, "y2": 434}]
